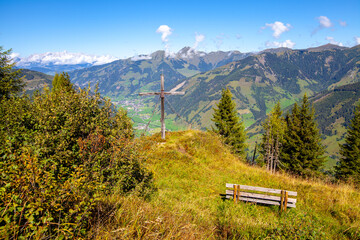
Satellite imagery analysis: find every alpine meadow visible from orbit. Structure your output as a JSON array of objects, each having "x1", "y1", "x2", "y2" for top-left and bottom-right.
[{"x1": 1, "y1": 0, "x2": 360, "y2": 238}]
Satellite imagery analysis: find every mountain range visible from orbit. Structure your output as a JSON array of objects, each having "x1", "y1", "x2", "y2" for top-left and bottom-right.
[
  {"x1": 168, "y1": 44, "x2": 360, "y2": 128},
  {"x1": 19, "y1": 44, "x2": 360, "y2": 129},
  {"x1": 19, "y1": 44, "x2": 360, "y2": 165},
  {"x1": 67, "y1": 47, "x2": 251, "y2": 99},
  {"x1": 19, "y1": 44, "x2": 360, "y2": 128},
  {"x1": 14, "y1": 51, "x2": 118, "y2": 75}
]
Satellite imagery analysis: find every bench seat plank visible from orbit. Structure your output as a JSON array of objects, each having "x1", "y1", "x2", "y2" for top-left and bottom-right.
[
  {"x1": 226, "y1": 190, "x2": 297, "y2": 203},
  {"x1": 225, "y1": 195, "x2": 296, "y2": 208}
]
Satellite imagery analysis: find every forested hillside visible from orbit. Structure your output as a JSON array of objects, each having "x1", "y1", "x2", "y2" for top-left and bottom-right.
[
  {"x1": 245, "y1": 82, "x2": 360, "y2": 168},
  {"x1": 20, "y1": 69, "x2": 53, "y2": 94},
  {"x1": 168, "y1": 44, "x2": 360, "y2": 128},
  {"x1": 312, "y1": 82, "x2": 360, "y2": 165}
]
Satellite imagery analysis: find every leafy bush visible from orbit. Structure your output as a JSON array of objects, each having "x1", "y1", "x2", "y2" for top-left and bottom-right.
[{"x1": 0, "y1": 78, "x2": 153, "y2": 238}]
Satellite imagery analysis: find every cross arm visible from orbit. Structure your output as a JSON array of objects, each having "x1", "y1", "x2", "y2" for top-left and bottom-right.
[{"x1": 139, "y1": 92, "x2": 161, "y2": 96}]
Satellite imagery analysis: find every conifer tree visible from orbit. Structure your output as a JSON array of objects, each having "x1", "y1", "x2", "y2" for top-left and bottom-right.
[
  {"x1": 212, "y1": 88, "x2": 247, "y2": 156},
  {"x1": 281, "y1": 94, "x2": 325, "y2": 176},
  {"x1": 0, "y1": 47, "x2": 23, "y2": 99},
  {"x1": 52, "y1": 72, "x2": 73, "y2": 92},
  {"x1": 335, "y1": 102, "x2": 360, "y2": 183},
  {"x1": 260, "y1": 102, "x2": 286, "y2": 172}
]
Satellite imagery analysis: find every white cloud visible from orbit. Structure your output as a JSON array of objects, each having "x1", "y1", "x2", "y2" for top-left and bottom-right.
[
  {"x1": 131, "y1": 54, "x2": 152, "y2": 61},
  {"x1": 179, "y1": 33, "x2": 206, "y2": 58},
  {"x1": 355, "y1": 37, "x2": 360, "y2": 45},
  {"x1": 312, "y1": 16, "x2": 333, "y2": 35},
  {"x1": 193, "y1": 33, "x2": 205, "y2": 50},
  {"x1": 10, "y1": 52, "x2": 20, "y2": 59},
  {"x1": 339, "y1": 21, "x2": 347, "y2": 27},
  {"x1": 266, "y1": 40, "x2": 296, "y2": 48},
  {"x1": 9, "y1": 52, "x2": 20, "y2": 63},
  {"x1": 156, "y1": 25, "x2": 173, "y2": 42},
  {"x1": 318, "y1": 16, "x2": 332, "y2": 28},
  {"x1": 326, "y1": 36, "x2": 343, "y2": 46},
  {"x1": 156, "y1": 25, "x2": 173, "y2": 53},
  {"x1": 16, "y1": 51, "x2": 118, "y2": 66},
  {"x1": 263, "y1": 21, "x2": 291, "y2": 38}
]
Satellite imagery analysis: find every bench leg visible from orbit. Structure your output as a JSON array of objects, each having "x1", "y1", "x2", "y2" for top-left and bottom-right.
[
  {"x1": 280, "y1": 190, "x2": 288, "y2": 212},
  {"x1": 234, "y1": 185, "x2": 237, "y2": 203},
  {"x1": 284, "y1": 191, "x2": 288, "y2": 212},
  {"x1": 233, "y1": 185, "x2": 241, "y2": 204}
]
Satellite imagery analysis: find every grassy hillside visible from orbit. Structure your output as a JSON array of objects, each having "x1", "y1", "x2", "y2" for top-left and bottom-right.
[{"x1": 91, "y1": 130, "x2": 360, "y2": 239}]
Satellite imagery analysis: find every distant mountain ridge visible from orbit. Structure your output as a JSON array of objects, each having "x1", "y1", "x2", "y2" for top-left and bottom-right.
[
  {"x1": 17, "y1": 44, "x2": 358, "y2": 110},
  {"x1": 67, "y1": 47, "x2": 251, "y2": 99},
  {"x1": 167, "y1": 44, "x2": 360, "y2": 128},
  {"x1": 20, "y1": 69, "x2": 53, "y2": 94},
  {"x1": 14, "y1": 51, "x2": 118, "y2": 75}
]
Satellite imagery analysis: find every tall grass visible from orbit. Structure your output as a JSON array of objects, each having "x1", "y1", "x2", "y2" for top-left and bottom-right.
[{"x1": 92, "y1": 130, "x2": 360, "y2": 239}]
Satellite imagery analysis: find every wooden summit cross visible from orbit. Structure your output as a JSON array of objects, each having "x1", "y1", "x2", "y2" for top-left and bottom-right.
[{"x1": 139, "y1": 74, "x2": 185, "y2": 139}]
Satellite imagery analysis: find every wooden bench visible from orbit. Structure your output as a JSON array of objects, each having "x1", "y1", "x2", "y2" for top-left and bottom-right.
[{"x1": 226, "y1": 183, "x2": 297, "y2": 211}]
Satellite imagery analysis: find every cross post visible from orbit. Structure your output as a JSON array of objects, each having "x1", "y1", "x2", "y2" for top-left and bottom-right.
[{"x1": 139, "y1": 74, "x2": 185, "y2": 139}]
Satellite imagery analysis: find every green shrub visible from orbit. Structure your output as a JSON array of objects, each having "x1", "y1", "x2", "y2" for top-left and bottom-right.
[{"x1": 0, "y1": 78, "x2": 153, "y2": 238}]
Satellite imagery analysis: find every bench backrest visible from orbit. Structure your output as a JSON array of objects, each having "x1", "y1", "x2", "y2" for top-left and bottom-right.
[{"x1": 226, "y1": 183, "x2": 297, "y2": 209}]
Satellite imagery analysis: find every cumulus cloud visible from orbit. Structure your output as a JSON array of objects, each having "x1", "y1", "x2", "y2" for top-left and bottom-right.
[
  {"x1": 355, "y1": 37, "x2": 360, "y2": 45},
  {"x1": 156, "y1": 25, "x2": 173, "y2": 53},
  {"x1": 266, "y1": 40, "x2": 296, "y2": 48},
  {"x1": 16, "y1": 51, "x2": 118, "y2": 66},
  {"x1": 318, "y1": 16, "x2": 332, "y2": 28},
  {"x1": 326, "y1": 36, "x2": 343, "y2": 46},
  {"x1": 156, "y1": 25, "x2": 173, "y2": 42},
  {"x1": 193, "y1": 33, "x2": 205, "y2": 50},
  {"x1": 312, "y1": 16, "x2": 332, "y2": 35},
  {"x1": 262, "y1": 21, "x2": 291, "y2": 38}
]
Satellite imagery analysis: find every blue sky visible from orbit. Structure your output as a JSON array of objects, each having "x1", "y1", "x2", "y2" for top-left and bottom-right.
[{"x1": 1, "y1": 0, "x2": 359, "y2": 59}]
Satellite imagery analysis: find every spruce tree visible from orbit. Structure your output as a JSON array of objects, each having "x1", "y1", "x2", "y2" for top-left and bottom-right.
[
  {"x1": 212, "y1": 88, "x2": 247, "y2": 156},
  {"x1": 0, "y1": 47, "x2": 23, "y2": 99},
  {"x1": 281, "y1": 94, "x2": 325, "y2": 176},
  {"x1": 335, "y1": 102, "x2": 360, "y2": 183},
  {"x1": 52, "y1": 72, "x2": 73, "y2": 92},
  {"x1": 260, "y1": 102, "x2": 286, "y2": 172}
]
